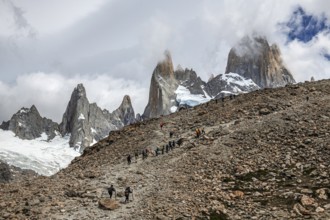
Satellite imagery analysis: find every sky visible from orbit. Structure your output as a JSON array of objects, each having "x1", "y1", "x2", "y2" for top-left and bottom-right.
[{"x1": 0, "y1": 0, "x2": 330, "y2": 123}]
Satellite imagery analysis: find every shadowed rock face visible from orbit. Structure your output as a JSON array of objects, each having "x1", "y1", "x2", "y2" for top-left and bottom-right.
[
  {"x1": 60, "y1": 84, "x2": 135, "y2": 152},
  {"x1": 0, "y1": 160, "x2": 11, "y2": 183},
  {"x1": 174, "y1": 68, "x2": 206, "y2": 95},
  {"x1": 143, "y1": 51, "x2": 178, "y2": 119},
  {"x1": 225, "y1": 36, "x2": 295, "y2": 88},
  {"x1": 0, "y1": 105, "x2": 59, "y2": 140}
]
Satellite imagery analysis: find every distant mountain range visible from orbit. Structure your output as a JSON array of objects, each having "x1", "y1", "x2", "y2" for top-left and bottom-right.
[{"x1": 0, "y1": 35, "x2": 295, "y2": 160}]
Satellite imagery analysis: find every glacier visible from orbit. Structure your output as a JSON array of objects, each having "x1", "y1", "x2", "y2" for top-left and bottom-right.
[
  {"x1": 175, "y1": 85, "x2": 211, "y2": 107},
  {"x1": 0, "y1": 130, "x2": 80, "y2": 176}
]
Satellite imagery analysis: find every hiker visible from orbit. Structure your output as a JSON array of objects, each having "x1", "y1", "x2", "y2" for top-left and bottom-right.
[
  {"x1": 127, "y1": 154, "x2": 132, "y2": 165},
  {"x1": 107, "y1": 184, "x2": 116, "y2": 199},
  {"x1": 166, "y1": 144, "x2": 169, "y2": 153},
  {"x1": 306, "y1": 96, "x2": 309, "y2": 101},
  {"x1": 195, "y1": 128, "x2": 201, "y2": 138},
  {"x1": 160, "y1": 122, "x2": 165, "y2": 130},
  {"x1": 172, "y1": 140, "x2": 175, "y2": 148},
  {"x1": 142, "y1": 149, "x2": 147, "y2": 160},
  {"x1": 161, "y1": 145, "x2": 165, "y2": 154},
  {"x1": 169, "y1": 131, "x2": 174, "y2": 138},
  {"x1": 124, "y1": 187, "x2": 133, "y2": 203},
  {"x1": 177, "y1": 138, "x2": 184, "y2": 146},
  {"x1": 155, "y1": 147, "x2": 160, "y2": 156},
  {"x1": 201, "y1": 128, "x2": 205, "y2": 135},
  {"x1": 135, "y1": 151, "x2": 139, "y2": 162},
  {"x1": 168, "y1": 141, "x2": 171, "y2": 151}
]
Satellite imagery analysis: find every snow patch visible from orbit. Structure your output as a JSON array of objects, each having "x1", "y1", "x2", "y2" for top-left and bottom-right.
[
  {"x1": 170, "y1": 106, "x2": 178, "y2": 113},
  {"x1": 91, "y1": 128, "x2": 97, "y2": 133},
  {"x1": 224, "y1": 73, "x2": 259, "y2": 89},
  {"x1": 78, "y1": 113, "x2": 85, "y2": 120},
  {"x1": 175, "y1": 85, "x2": 211, "y2": 107},
  {"x1": 19, "y1": 109, "x2": 29, "y2": 114},
  {"x1": 0, "y1": 130, "x2": 80, "y2": 176}
]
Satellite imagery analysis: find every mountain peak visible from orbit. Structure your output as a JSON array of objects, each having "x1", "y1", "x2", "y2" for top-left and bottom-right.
[
  {"x1": 74, "y1": 83, "x2": 87, "y2": 98},
  {"x1": 121, "y1": 95, "x2": 132, "y2": 106},
  {"x1": 155, "y1": 50, "x2": 174, "y2": 78},
  {"x1": 225, "y1": 35, "x2": 295, "y2": 88}
]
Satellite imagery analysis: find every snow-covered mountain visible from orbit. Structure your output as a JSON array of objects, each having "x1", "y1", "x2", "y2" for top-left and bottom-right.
[
  {"x1": 0, "y1": 84, "x2": 136, "y2": 175},
  {"x1": 143, "y1": 36, "x2": 295, "y2": 118}
]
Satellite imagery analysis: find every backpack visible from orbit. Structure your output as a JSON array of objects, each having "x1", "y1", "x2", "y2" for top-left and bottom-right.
[{"x1": 125, "y1": 187, "x2": 130, "y2": 196}]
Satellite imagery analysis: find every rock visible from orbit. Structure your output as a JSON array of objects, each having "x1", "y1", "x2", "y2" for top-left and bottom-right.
[
  {"x1": 300, "y1": 195, "x2": 315, "y2": 206},
  {"x1": 259, "y1": 108, "x2": 271, "y2": 115},
  {"x1": 232, "y1": 190, "x2": 244, "y2": 199},
  {"x1": 315, "y1": 207, "x2": 324, "y2": 213},
  {"x1": 293, "y1": 203, "x2": 310, "y2": 216},
  {"x1": 316, "y1": 188, "x2": 328, "y2": 200},
  {"x1": 98, "y1": 198, "x2": 120, "y2": 210},
  {"x1": 324, "y1": 204, "x2": 330, "y2": 210}
]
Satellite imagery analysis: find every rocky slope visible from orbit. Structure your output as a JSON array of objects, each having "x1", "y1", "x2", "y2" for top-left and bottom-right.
[
  {"x1": 0, "y1": 105, "x2": 59, "y2": 140},
  {"x1": 225, "y1": 36, "x2": 296, "y2": 88},
  {"x1": 60, "y1": 84, "x2": 135, "y2": 152},
  {"x1": 0, "y1": 79, "x2": 329, "y2": 219}
]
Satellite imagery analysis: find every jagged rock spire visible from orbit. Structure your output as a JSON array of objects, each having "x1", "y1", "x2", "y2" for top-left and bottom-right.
[
  {"x1": 143, "y1": 50, "x2": 178, "y2": 119},
  {"x1": 60, "y1": 84, "x2": 136, "y2": 152},
  {"x1": 225, "y1": 36, "x2": 295, "y2": 88}
]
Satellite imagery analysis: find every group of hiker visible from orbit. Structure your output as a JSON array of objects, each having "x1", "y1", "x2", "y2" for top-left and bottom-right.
[
  {"x1": 126, "y1": 134, "x2": 180, "y2": 165},
  {"x1": 107, "y1": 123, "x2": 206, "y2": 204},
  {"x1": 107, "y1": 184, "x2": 133, "y2": 203}
]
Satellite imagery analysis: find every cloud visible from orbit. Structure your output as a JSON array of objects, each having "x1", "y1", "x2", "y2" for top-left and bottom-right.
[
  {"x1": 1, "y1": 0, "x2": 330, "y2": 123},
  {"x1": 0, "y1": 72, "x2": 148, "y2": 122}
]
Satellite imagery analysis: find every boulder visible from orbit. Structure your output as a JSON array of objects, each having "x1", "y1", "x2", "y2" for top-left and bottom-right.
[{"x1": 98, "y1": 199, "x2": 120, "y2": 210}]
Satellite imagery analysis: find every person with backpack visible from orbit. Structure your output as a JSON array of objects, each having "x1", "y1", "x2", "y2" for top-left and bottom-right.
[
  {"x1": 134, "y1": 151, "x2": 139, "y2": 162},
  {"x1": 127, "y1": 154, "x2": 132, "y2": 165},
  {"x1": 107, "y1": 184, "x2": 116, "y2": 199},
  {"x1": 124, "y1": 187, "x2": 133, "y2": 203}
]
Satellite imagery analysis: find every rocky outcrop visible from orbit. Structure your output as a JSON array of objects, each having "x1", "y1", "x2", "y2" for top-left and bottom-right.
[
  {"x1": 0, "y1": 105, "x2": 59, "y2": 140},
  {"x1": 0, "y1": 160, "x2": 11, "y2": 183},
  {"x1": 111, "y1": 95, "x2": 135, "y2": 126},
  {"x1": 60, "y1": 84, "x2": 135, "y2": 152},
  {"x1": 225, "y1": 36, "x2": 295, "y2": 88},
  {"x1": 143, "y1": 51, "x2": 178, "y2": 118},
  {"x1": 205, "y1": 72, "x2": 260, "y2": 98},
  {"x1": 174, "y1": 68, "x2": 207, "y2": 96},
  {"x1": 0, "y1": 160, "x2": 38, "y2": 183}
]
